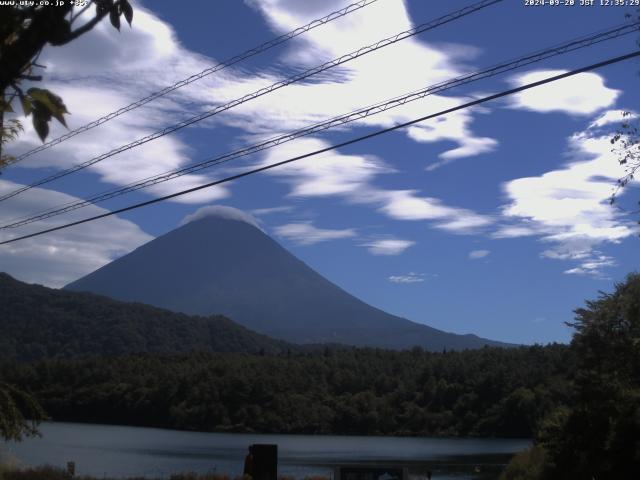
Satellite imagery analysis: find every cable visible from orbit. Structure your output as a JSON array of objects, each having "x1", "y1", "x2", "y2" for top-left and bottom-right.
[
  {"x1": 0, "y1": 0, "x2": 504, "y2": 203},
  {"x1": 2, "y1": 50, "x2": 638, "y2": 246},
  {"x1": 2, "y1": 21, "x2": 637, "y2": 230},
  {"x1": 5, "y1": 0, "x2": 380, "y2": 165}
]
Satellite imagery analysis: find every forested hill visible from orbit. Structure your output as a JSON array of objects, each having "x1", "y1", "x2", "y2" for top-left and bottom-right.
[
  {"x1": 0, "y1": 273, "x2": 292, "y2": 362},
  {"x1": 66, "y1": 214, "x2": 510, "y2": 350},
  {"x1": 2, "y1": 345, "x2": 574, "y2": 438}
]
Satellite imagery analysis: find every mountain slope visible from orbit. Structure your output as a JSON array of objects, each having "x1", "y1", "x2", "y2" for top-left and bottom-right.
[
  {"x1": 66, "y1": 214, "x2": 509, "y2": 350},
  {"x1": 0, "y1": 272, "x2": 291, "y2": 362}
]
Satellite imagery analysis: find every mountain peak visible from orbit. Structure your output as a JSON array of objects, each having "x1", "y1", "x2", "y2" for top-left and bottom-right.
[
  {"x1": 180, "y1": 205, "x2": 262, "y2": 230},
  {"x1": 66, "y1": 208, "x2": 510, "y2": 351}
]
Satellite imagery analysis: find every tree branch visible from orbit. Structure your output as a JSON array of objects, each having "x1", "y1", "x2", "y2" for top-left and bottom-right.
[
  {"x1": 63, "y1": 8, "x2": 110, "y2": 44},
  {"x1": 69, "y1": 1, "x2": 94, "y2": 25}
]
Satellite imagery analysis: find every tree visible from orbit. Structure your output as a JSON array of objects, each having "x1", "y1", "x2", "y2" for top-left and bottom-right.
[
  {"x1": 502, "y1": 273, "x2": 640, "y2": 479},
  {"x1": 610, "y1": 112, "x2": 639, "y2": 212},
  {"x1": 0, "y1": 0, "x2": 133, "y2": 168},
  {"x1": 0, "y1": 381, "x2": 47, "y2": 441},
  {"x1": 0, "y1": 0, "x2": 133, "y2": 440},
  {"x1": 609, "y1": 8, "x2": 640, "y2": 211}
]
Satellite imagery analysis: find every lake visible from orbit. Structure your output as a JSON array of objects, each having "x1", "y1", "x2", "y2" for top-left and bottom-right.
[{"x1": 1, "y1": 422, "x2": 529, "y2": 479}]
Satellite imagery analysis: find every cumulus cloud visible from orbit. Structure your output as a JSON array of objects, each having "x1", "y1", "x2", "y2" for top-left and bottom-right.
[
  {"x1": 274, "y1": 222, "x2": 356, "y2": 245},
  {"x1": 258, "y1": 139, "x2": 493, "y2": 234},
  {"x1": 258, "y1": 138, "x2": 390, "y2": 197},
  {"x1": 180, "y1": 205, "x2": 261, "y2": 229},
  {"x1": 0, "y1": 180, "x2": 152, "y2": 288},
  {"x1": 388, "y1": 272, "x2": 427, "y2": 284},
  {"x1": 8, "y1": 8, "x2": 230, "y2": 205},
  {"x1": 229, "y1": 0, "x2": 498, "y2": 164},
  {"x1": 469, "y1": 249, "x2": 490, "y2": 259},
  {"x1": 508, "y1": 70, "x2": 619, "y2": 116},
  {"x1": 589, "y1": 110, "x2": 635, "y2": 129},
  {"x1": 377, "y1": 190, "x2": 492, "y2": 234},
  {"x1": 362, "y1": 238, "x2": 415, "y2": 256},
  {"x1": 499, "y1": 125, "x2": 636, "y2": 275},
  {"x1": 8, "y1": 1, "x2": 496, "y2": 228},
  {"x1": 1, "y1": 0, "x2": 502, "y2": 286}
]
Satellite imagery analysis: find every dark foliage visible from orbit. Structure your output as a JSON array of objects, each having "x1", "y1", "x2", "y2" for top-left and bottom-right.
[
  {"x1": 1, "y1": 344, "x2": 573, "y2": 438},
  {"x1": 0, "y1": 273, "x2": 291, "y2": 362},
  {"x1": 538, "y1": 273, "x2": 640, "y2": 478},
  {"x1": 501, "y1": 273, "x2": 640, "y2": 479}
]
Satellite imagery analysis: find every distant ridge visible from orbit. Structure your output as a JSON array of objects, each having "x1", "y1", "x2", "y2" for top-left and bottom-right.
[
  {"x1": 66, "y1": 210, "x2": 510, "y2": 351},
  {"x1": 0, "y1": 272, "x2": 291, "y2": 362}
]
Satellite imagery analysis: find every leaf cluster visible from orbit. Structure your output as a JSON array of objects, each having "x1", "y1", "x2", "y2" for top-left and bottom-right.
[
  {"x1": 501, "y1": 273, "x2": 640, "y2": 479},
  {"x1": 0, "y1": 0, "x2": 134, "y2": 157},
  {"x1": 1, "y1": 344, "x2": 574, "y2": 439}
]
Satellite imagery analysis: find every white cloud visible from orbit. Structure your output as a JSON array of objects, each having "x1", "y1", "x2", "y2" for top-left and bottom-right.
[
  {"x1": 7, "y1": 2, "x2": 495, "y2": 222},
  {"x1": 274, "y1": 222, "x2": 356, "y2": 245},
  {"x1": 251, "y1": 206, "x2": 295, "y2": 216},
  {"x1": 180, "y1": 205, "x2": 261, "y2": 229},
  {"x1": 469, "y1": 249, "x2": 490, "y2": 259},
  {"x1": 377, "y1": 190, "x2": 492, "y2": 234},
  {"x1": 0, "y1": 180, "x2": 152, "y2": 288},
  {"x1": 1, "y1": 0, "x2": 502, "y2": 287},
  {"x1": 362, "y1": 238, "x2": 415, "y2": 256},
  {"x1": 389, "y1": 272, "x2": 426, "y2": 284},
  {"x1": 8, "y1": 8, "x2": 230, "y2": 206},
  {"x1": 499, "y1": 126, "x2": 636, "y2": 275},
  {"x1": 258, "y1": 139, "x2": 493, "y2": 235},
  {"x1": 563, "y1": 254, "x2": 616, "y2": 278},
  {"x1": 492, "y1": 225, "x2": 538, "y2": 239},
  {"x1": 588, "y1": 110, "x2": 636, "y2": 129},
  {"x1": 258, "y1": 138, "x2": 389, "y2": 197},
  {"x1": 224, "y1": 0, "x2": 498, "y2": 164},
  {"x1": 508, "y1": 70, "x2": 620, "y2": 116}
]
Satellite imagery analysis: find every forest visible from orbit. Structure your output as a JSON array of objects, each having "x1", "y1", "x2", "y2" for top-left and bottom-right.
[
  {"x1": 0, "y1": 273, "x2": 291, "y2": 361},
  {"x1": 1, "y1": 344, "x2": 572, "y2": 438},
  {"x1": 1, "y1": 274, "x2": 638, "y2": 479}
]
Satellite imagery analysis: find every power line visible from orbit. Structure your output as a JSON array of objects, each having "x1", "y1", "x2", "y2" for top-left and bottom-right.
[
  {"x1": 2, "y1": 21, "x2": 637, "y2": 230},
  {"x1": 0, "y1": 0, "x2": 503, "y2": 203},
  {"x1": 2, "y1": 50, "x2": 638, "y2": 246},
  {"x1": 5, "y1": 0, "x2": 380, "y2": 166}
]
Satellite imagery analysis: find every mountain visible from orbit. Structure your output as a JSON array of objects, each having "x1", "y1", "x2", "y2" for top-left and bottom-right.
[
  {"x1": 66, "y1": 211, "x2": 509, "y2": 350},
  {"x1": 0, "y1": 272, "x2": 291, "y2": 362}
]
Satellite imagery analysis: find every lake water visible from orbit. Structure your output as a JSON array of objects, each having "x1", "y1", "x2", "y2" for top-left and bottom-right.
[{"x1": 1, "y1": 422, "x2": 529, "y2": 479}]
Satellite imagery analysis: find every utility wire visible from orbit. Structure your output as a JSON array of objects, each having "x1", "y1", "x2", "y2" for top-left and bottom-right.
[
  {"x1": 0, "y1": 0, "x2": 503, "y2": 203},
  {"x1": 1, "y1": 21, "x2": 637, "y2": 230},
  {"x1": 5, "y1": 0, "x2": 380, "y2": 165},
  {"x1": 2, "y1": 50, "x2": 638, "y2": 246}
]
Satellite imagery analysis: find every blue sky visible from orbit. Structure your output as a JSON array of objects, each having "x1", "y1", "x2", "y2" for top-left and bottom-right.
[{"x1": 1, "y1": 0, "x2": 639, "y2": 344}]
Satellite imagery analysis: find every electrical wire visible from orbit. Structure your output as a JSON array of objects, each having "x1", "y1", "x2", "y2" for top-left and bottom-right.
[
  {"x1": 2, "y1": 50, "x2": 638, "y2": 246},
  {"x1": 0, "y1": 0, "x2": 503, "y2": 203},
  {"x1": 5, "y1": 0, "x2": 380, "y2": 165},
  {"x1": 2, "y1": 21, "x2": 637, "y2": 230}
]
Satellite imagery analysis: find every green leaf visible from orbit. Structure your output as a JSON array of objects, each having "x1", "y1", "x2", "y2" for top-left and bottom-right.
[
  {"x1": 110, "y1": 8, "x2": 121, "y2": 31},
  {"x1": 1, "y1": 101, "x2": 14, "y2": 113},
  {"x1": 27, "y1": 89, "x2": 69, "y2": 127},
  {"x1": 20, "y1": 96, "x2": 32, "y2": 116},
  {"x1": 121, "y1": 0, "x2": 133, "y2": 26},
  {"x1": 32, "y1": 114, "x2": 50, "y2": 142},
  {"x1": 95, "y1": 0, "x2": 113, "y2": 15}
]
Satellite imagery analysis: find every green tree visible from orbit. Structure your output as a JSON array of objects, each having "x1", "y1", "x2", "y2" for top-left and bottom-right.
[
  {"x1": 501, "y1": 273, "x2": 640, "y2": 479},
  {"x1": 0, "y1": 381, "x2": 46, "y2": 441},
  {"x1": 0, "y1": 0, "x2": 134, "y2": 440},
  {"x1": 0, "y1": 0, "x2": 133, "y2": 168},
  {"x1": 609, "y1": 7, "x2": 640, "y2": 210}
]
